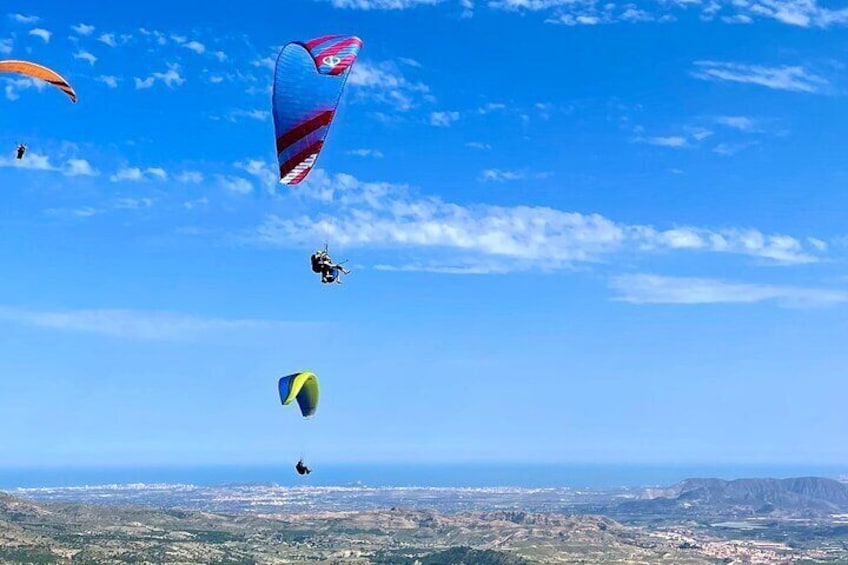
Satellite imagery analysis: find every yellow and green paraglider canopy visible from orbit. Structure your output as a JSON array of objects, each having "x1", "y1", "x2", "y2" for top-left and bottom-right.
[{"x1": 278, "y1": 371, "x2": 319, "y2": 418}]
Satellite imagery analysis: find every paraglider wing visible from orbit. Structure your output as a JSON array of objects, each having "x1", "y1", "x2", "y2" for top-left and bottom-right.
[
  {"x1": 272, "y1": 35, "x2": 362, "y2": 185},
  {"x1": 278, "y1": 371, "x2": 320, "y2": 418},
  {"x1": 0, "y1": 60, "x2": 77, "y2": 103}
]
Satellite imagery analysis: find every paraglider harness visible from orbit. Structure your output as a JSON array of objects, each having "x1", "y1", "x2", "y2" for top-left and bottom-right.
[
  {"x1": 310, "y1": 245, "x2": 348, "y2": 284},
  {"x1": 295, "y1": 459, "x2": 311, "y2": 475},
  {"x1": 15, "y1": 144, "x2": 26, "y2": 160}
]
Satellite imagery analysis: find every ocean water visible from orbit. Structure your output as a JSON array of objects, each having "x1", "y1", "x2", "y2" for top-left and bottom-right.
[{"x1": 0, "y1": 463, "x2": 845, "y2": 490}]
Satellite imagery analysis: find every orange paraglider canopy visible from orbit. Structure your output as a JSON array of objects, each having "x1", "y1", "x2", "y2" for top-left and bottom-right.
[{"x1": 0, "y1": 60, "x2": 77, "y2": 103}]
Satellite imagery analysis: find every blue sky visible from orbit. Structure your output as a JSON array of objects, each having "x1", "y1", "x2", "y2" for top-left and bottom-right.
[{"x1": 1, "y1": 0, "x2": 847, "y2": 470}]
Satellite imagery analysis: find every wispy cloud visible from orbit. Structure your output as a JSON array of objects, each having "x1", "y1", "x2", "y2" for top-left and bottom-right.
[
  {"x1": 324, "y1": 0, "x2": 443, "y2": 8},
  {"x1": 466, "y1": 141, "x2": 492, "y2": 150},
  {"x1": 65, "y1": 159, "x2": 99, "y2": 177},
  {"x1": 430, "y1": 111, "x2": 460, "y2": 127},
  {"x1": 28, "y1": 28, "x2": 51, "y2": 43},
  {"x1": 109, "y1": 167, "x2": 168, "y2": 182},
  {"x1": 245, "y1": 170, "x2": 827, "y2": 271},
  {"x1": 73, "y1": 50, "x2": 97, "y2": 65},
  {"x1": 96, "y1": 32, "x2": 131, "y2": 47},
  {"x1": 217, "y1": 175, "x2": 253, "y2": 194},
  {"x1": 184, "y1": 40, "x2": 205, "y2": 54},
  {"x1": 610, "y1": 274, "x2": 848, "y2": 308},
  {"x1": 135, "y1": 64, "x2": 186, "y2": 89},
  {"x1": 479, "y1": 169, "x2": 525, "y2": 182},
  {"x1": 45, "y1": 206, "x2": 102, "y2": 219},
  {"x1": 691, "y1": 61, "x2": 829, "y2": 93},
  {"x1": 0, "y1": 153, "x2": 98, "y2": 177},
  {"x1": 115, "y1": 197, "x2": 154, "y2": 210},
  {"x1": 184, "y1": 197, "x2": 209, "y2": 209},
  {"x1": 177, "y1": 171, "x2": 204, "y2": 183},
  {"x1": 0, "y1": 307, "x2": 312, "y2": 341},
  {"x1": 71, "y1": 23, "x2": 95, "y2": 36},
  {"x1": 0, "y1": 39, "x2": 12, "y2": 55},
  {"x1": 634, "y1": 135, "x2": 688, "y2": 148},
  {"x1": 10, "y1": 14, "x2": 39, "y2": 24},
  {"x1": 96, "y1": 75, "x2": 119, "y2": 88},
  {"x1": 487, "y1": 0, "x2": 848, "y2": 28},
  {"x1": 715, "y1": 115, "x2": 757, "y2": 131},
  {"x1": 713, "y1": 141, "x2": 758, "y2": 155},
  {"x1": 348, "y1": 60, "x2": 431, "y2": 111},
  {"x1": 226, "y1": 108, "x2": 270, "y2": 122},
  {"x1": 347, "y1": 149, "x2": 385, "y2": 158},
  {"x1": 234, "y1": 159, "x2": 277, "y2": 192}
]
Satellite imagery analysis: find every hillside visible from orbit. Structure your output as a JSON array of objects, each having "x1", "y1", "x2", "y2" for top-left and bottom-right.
[{"x1": 620, "y1": 477, "x2": 848, "y2": 517}]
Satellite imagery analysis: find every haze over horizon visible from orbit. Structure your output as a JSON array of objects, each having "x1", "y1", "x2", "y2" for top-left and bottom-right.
[{"x1": 1, "y1": 0, "x2": 847, "y2": 474}]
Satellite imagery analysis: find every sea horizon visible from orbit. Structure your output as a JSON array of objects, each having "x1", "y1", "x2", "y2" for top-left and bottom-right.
[{"x1": 2, "y1": 462, "x2": 846, "y2": 490}]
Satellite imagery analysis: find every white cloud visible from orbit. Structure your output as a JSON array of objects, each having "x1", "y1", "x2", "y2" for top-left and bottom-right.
[
  {"x1": 715, "y1": 115, "x2": 756, "y2": 131},
  {"x1": 691, "y1": 61, "x2": 829, "y2": 93},
  {"x1": 0, "y1": 153, "x2": 99, "y2": 177},
  {"x1": 429, "y1": 111, "x2": 460, "y2": 127},
  {"x1": 479, "y1": 169, "x2": 525, "y2": 182},
  {"x1": 98, "y1": 32, "x2": 118, "y2": 47},
  {"x1": 477, "y1": 102, "x2": 507, "y2": 115},
  {"x1": 610, "y1": 274, "x2": 848, "y2": 308},
  {"x1": 11, "y1": 14, "x2": 39, "y2": 24},
  {"x1": 184, "y1": 40, "x2": 205, "y2": 54},
  {"x1": 177, "y1": 171, "x2": 204, "y2": 183},
  {"x1": 217, "y1": 175, "x2": 253, "y2": 194},
  {"x1": 713, "y1": 141, "x2": 758, "y2": 155},
  {"x1": 134, "y1": 77, "x2": 155, "y2": 89},
  {"x1": 110, "y1": 168, "x2": 144, "y2": 182},
  {"x1": 688, "y1": 127, "x2": 714, "y2": 141},
  {"x1": 71, "y1": 23, "x2": 95, "y2": 36},
  {"x1": 246, "y1": 171, "x2": 827, "y2": 271},
  {"x1": 64, "y1": 159, "x2": 98, "y2": 177},
  {"x1": 74, "y1": 50, "x2": 97, "y2": 65},
  {"x1": 135, "y1": 64, "x2": 185, "y2": 89},
  {"x1": 29, "y1": 28, "x2": 51, "y2": 43},
  {"x1": 325, "y1": 0, "x2": 443, "y2": 8},
  {"x1": 0, "y1": 152, "x2": 56, "y2": 171},
  {"x1": 139, "y1": 27, "x2": 168, "y2": 46},
  {"x1": 466, "y1": 141, "x2": 492, "y2": 150},
  {"x1": 184, "y1": 197, "x2": 209, "y2": 209},
  {"x1": 109, "y1": 167, "x2": 167, "y2": 182},
  {"x1": 348, "y1": 61, "x2": 431, "y2": 111},
  {"x1": 0, "y1": 307, "x2": 310, "y2": 341},
  {"x1": 115, "y1": 197, "x2": 154, "y2": 209},
  {"x1": 44, "y1": 206, "x2": 103, "y2": 219},
  {"x1": 234, "y1": 159, "x2": 277, "y2": 192},
  {"x1": 97, "y1": 75, "x2": 119, "y2": 88},
  {"x1": 635, "y1": 135, "x2": 688, "y2": 148},
  {"x1": 214, "y1": 51, "x2": 228, "y2": 62},
  {"x1": 0, "y1": 39, "x2": 12, "y2": 55},
  {"x1": 347, "y1": 149, "x2": 385, "y2": 158},
  {"x1": 146, "y1": 167, "x2": 167, "y2": 180},
  {"x1": 488, "y1": 0, "x2": 848, "y2": 28},
  {"x1": 228, "y1": 108, "x2": 270, "y2": 121},
  {"x1": 3, "y1": 77, "x2": 45, "y2": 101},
  {"x1": 251, "y1": 55, "x2": 276, "y2": 70}
]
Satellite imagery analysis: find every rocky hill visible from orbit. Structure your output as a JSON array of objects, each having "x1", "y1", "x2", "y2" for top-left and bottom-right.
[{"x1": 620, "y1": 477, "x2": 848, "y2": 518}]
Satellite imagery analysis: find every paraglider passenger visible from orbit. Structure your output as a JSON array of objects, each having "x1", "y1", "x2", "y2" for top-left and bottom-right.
[
  {"x1": 15, "y1": 144, "x2": 26, "y2": 160},
  {"x1": 296, "y1": 459, "x2": 311, "y2": 475},
  {"x1": 321, "y1": 264, "x2": 350, "y2": 284}
]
